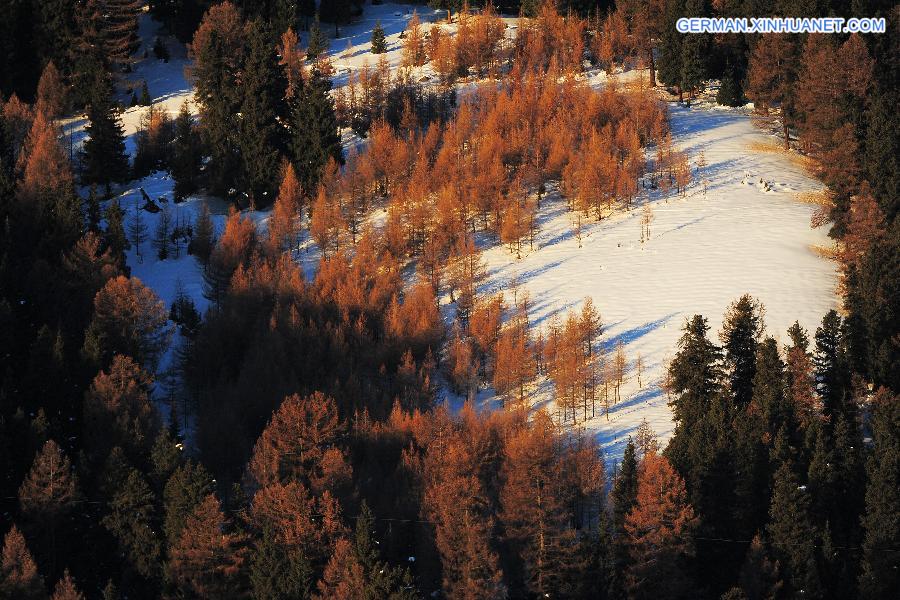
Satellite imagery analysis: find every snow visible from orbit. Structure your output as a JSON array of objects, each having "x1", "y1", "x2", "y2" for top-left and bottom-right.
[
  {"x1": 448, "y1": 103, "x2": 839, "y2": 466},
  {"x1": 57, "y1": 5, "x2": 839, "y2": 467}
]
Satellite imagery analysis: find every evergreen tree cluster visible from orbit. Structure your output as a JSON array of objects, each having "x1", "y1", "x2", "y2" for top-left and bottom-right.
[{"x1": 189, "y1": 1, "x2": 342, "y2": 208}]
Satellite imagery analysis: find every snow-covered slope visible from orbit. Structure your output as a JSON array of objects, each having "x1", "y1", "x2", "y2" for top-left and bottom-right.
[
  {"x1": 58, "y1": 5, "x2": 839, "y2": 466},
  {"x1": 463, "y1": 103, "x2": 839, "y2": 465}
]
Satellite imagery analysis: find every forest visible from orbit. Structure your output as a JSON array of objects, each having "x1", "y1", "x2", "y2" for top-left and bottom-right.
[{"x1": 0, "y1": 0, "x2": 898, "y2": 599}]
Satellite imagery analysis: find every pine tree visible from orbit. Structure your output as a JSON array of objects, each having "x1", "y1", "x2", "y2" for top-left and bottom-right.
[
  {"x1": 102, "y1": 469, "x2": 162, "y2": 585},
  {"x1": 665, "y1": 315, "x2": 723, "y2": 469},
  {"x1": 746, "y1": 33, "x2": 799, "y2": 148},
  {"x1": 103, "y1": 199, "x2": 129, "y2": 265},
  {"x1": 153, "y1": 205, "x2": 173, "y2": 260},
  {"x1": 36, "y1": 60, "x2": 68, "y2": 119},
  {"x1": 249, "y1": 525, "x2": 312, "y2": 600},
  {"x1": 657, "y1": 0, "x2": 684, "y2": 99},
  {"x1": 169, "y1": 494, "x2": 250, "y2": 597},
  {"x1": 163, "y1": 461, "x2": 215, "y2": 548},
  {"x1": 767, "y1": 456, "x2": 821, "y2": 597},
  {"x1": 858, "y1": 390, "x2": 900, "y2": 599},
  {"x1": 171, "y1": 102, "x2": 201, "y2": 201},
  {"x1": 189, "y1": 202, "x2": 216, "y2": 263},
  {"x1": 238, "y1": 18, "x2": 288, "y2": 209},
  {"x1": 306, "y1": 16, "x2": 328, "y2": 60},
  {"x1": 268, "y1": 162, "x2": 303, "y2": 254},
  {"x1": 319, "y1": 0, "x2": 351, "y2": 36},
  {"x1": 82, "y1": 77, "x2": 130, "y2": 190},
  {"x1": 83, "y1": 354, "x2": 158, "y2": 460},
  {"x1": 864, "y1": 85, "x2": 899, "y2": 220},
  {"x1": 720, "y1": 295, "x2": 765, "y2": 408},
  {"x1": 0, "y1": 525, "x2": 45, "y2": 600},
  {"x1": 371, "y1": 20, "x2": 387, "y2": 54},
  {"x1": 679, "y1": 0, "x2": 710, "y2": 98},
  {"x1": 813, "y1": 310, "x2": 848, "y2": 422},
  {"x1": 51, "y1": 569, "x2": 85, "y2": 600},
  {"x1": 291, "y1": 73, "x2": 342, "y2": 196},
  {"x1": 140, "y1": 81, "x2": 151, "y2": 106},
  {"x1": 82, "y1": 275, "x2": 171, "y2": 370},
  {"x1": 624, "y1": 452, "x2": 698, "y2": 599},
  {"x1": 127, "y1": 200, "x2": 148, "y2": 261},
  {"x1": 189, "y1": 1, "x2": 246, "y2": 197},
  {"x1": 612, "y1": 439, "x2": 639, "y2": 535},
  {"x1": 717, "y1": 65, "x2": 744, "y2": 107},
  {"x1": 18, "y1": 439, "x2": 78, "y2": 523}
]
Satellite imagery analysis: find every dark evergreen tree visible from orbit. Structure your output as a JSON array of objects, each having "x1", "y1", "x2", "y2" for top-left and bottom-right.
[
  {"x1": 140, "y1": 81, "x2": 152, "y2": 106},
  {"x1": 666, "y1": 315, "x2": 723, "y2": 467},
  {"x1": 657, "y1": 0, "x2": 685, "y2": 99},
  {"x1": 237, "y1": 18, "x2": 287, "y2": 209},
  {"x1": 717, "y1": 65, "x2": 745, "y2": 107},
  {"x1": 720, "y1": 295, "x2": 765, "y2": 408},
  {"x1": 162, "y1": 460, "x2": 214, "y2": 548},
  {"x1": 291, "y1": 72, "x2": 342, "y2": 196},
  {"x1": 679, "y1": 0, "x2": 710, "y2": 98},
  {"x1": 171, "y1": 102, "x2": 201, "y2": 201},
  {"x1": 102, "y1": 468, "x2": 162, "y2": 591},
  {"x1": 858, "y1": 392, "x2": 900, "y2": 599},
  {"x1": 813, "y1": 310, "x2": 849, "y2": 422},
  {"x1": 103, "y1": 199, "x2": 130, "y2": 266},
  {"x1": 864, "y1": 85, "x2": 898, "y2": 222},
  {"x1": 611, "y1": 439, "x2": 638, "y2": 535},
  {"x1": 767, "y1": 455, "x2": 822, "y2": 597},
  {"x1": 371, "y1": 20, "x2": 387, "y2": 55},
  {"x1": 82, "y1": 78, "x2": 130, "y2": 191},
  {"x1": 249, "y1": 525, "x2": 312, "y2": 600},
  {"x1": 306, "y1": 16, "x2": 328, "y2": 60},
  {"x1": 190, "y1": 1, "x2": 246, "y2": 198},
  {"x1": 319, "y1": 0, "x2": 351, "y2": 36}
]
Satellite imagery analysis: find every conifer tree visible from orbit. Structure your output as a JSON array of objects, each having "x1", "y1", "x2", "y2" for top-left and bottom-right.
[
  {"x1": 291, "y1": 73, "x2": 342, "y2": 196},
  {"x1": 319, "y1": 0, "x2": 351, "y2": 36},
  {"x1": 189, "y1": 1, "x2": 246, "y2": 197},
  {"x1": 767, "y1": 456, "x2": 821, "y2": 597},
  {"x1": 812, "y1": 310, "x2": 848, "y2": 421},
  {"x1": 0, "y1": 525, "x2": 44, "y2": 600},
  {"x1": 371, "y1": 20, "x2": 387, "y2": 54},
  {"x1": 36, "y1": 61, "x2": 68, "y2": 119},
  {"x1": 612, "y1": 439, "x2": 638, "y2": 535},
  {"x1": 268, "y1": 163, "x2": 303, "y2": 254},
  {"x1": 171, "y1": 102, "x2": 201, "y2": 201},
  {"x1": 249, "y1": 525, "x2": 312, "y2": 600},
  {"x1": 102, "y1": 469, "x2": 162, "y2": 585},
  {"x1": 746, "y1": 34, "x2": 799, "y2": 148},
  {"x1": 51, "y1": 569, "x2": 85, "y2": 600},
  {"x1": 163, "y1": 461, "x2": 215, "y2": 548},
  {"x1": 153, "y1": 206, "x2": 173, "y2": 260},
  {"x1": 84, "y1": 354, "x2": 158, "y2": 460},
  {"x1": 238, "y1": 18, "x2": 288, "y2": 209},
  {"x1": 665, "y1": 315, "x2": 723, "y2": 470},
  {"x1": 679, "y1": 0, "x2": 709, "y2": 98},
  {"x1": 858, "y1": 390, "x2": 900, "y2": 599},
  {"x1": 190, "y1": 202, "x2": 216, "y2": 263},
  {"x1": 720, "y1": 294, "x2": 765, "y2": 408},
  {"x1": 624, "y1": 452, "x2": 698, "y2": 599},
  {"x1": 306, "y1": 17, "x2": 328, "y2": 60},
  {"x1": 103, "y1": 199, "x2": 130, "y2": 265},
  {"x1": 169, "y1": 494, "x2": 250, "y2": 597},
  {"x1": 656, "y1": 0, "x2": 684, "y2": 100},
  {"x1": 18, "y1": 440, "x2": 78, "y2": 523},
  {"x1": 82, "y1": 275, "x2": 171, "y2": 371},
  {"x1": 82, "y1": 77, "x2": 130, "y2": 191}
]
